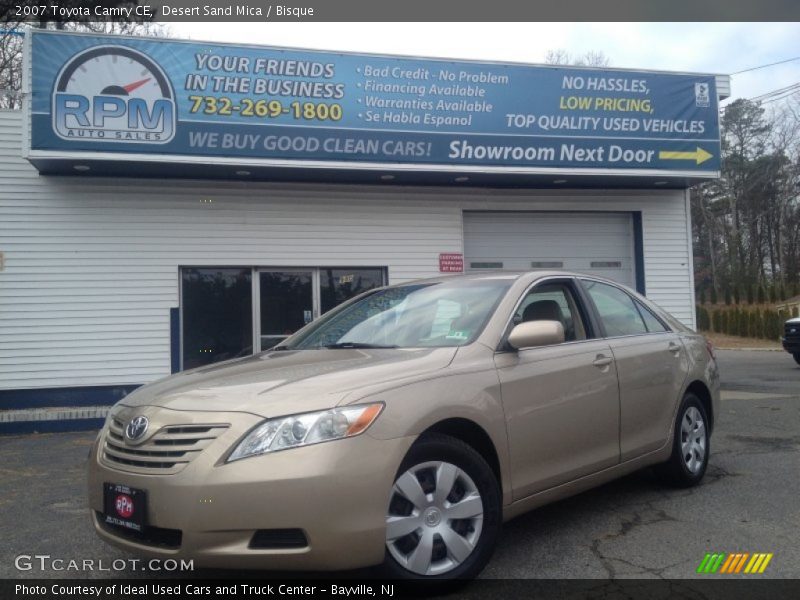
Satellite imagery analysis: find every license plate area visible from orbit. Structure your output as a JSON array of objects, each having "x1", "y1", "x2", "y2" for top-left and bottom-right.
[{"x1": 103, "y1": 483, "x2": 146, "y2": 531}]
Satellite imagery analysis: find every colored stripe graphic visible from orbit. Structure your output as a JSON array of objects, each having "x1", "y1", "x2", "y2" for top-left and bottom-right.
[
  {"x1": 745, "y1": 554, "x2": 761, "y2": 573},
  {"x1": 735, "y1": 553, "x2": 750, "y2": 573},
  {"x1": 699, "y1": 553, "x2": 726, "y2": 573},
  {"x1": 759, "y1": 554, "x2": 773, "y2": 573},
  {"x1": 697, "y1": 553, "x2": 712, "y2": 573},
  {"x1": 720, "y1": 553, "x2": 736, "y2": 573},
  {"x1": 711, "y1": 553, "x2": 726, "y2": 573},
  {"x1": 700, "y1": 552, "x2": 773, "y2": 574}
]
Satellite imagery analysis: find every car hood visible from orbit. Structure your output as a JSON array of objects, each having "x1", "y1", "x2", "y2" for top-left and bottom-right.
[{"x1": 118, "y1": 347, "x2": 458, "y2": 418}]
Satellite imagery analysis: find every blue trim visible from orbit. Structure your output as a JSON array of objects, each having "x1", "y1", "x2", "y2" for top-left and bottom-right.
[
  {"x1": 0, "y1": 385, "x2": 141, "y2": 410},
  {"x1": 632, "y1": 211, "x2": 646, "y2": 295},
  {"x1": 170, "y1": 307, "x2": 180, "y2": 374},
  {"x1": 0, "y1": 418, "x2": 104, "y2": 435}
]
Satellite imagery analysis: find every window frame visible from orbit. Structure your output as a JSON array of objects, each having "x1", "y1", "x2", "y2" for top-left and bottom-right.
[{"x1": 497, "y1": 276, "x2": 597, "y2": 352}]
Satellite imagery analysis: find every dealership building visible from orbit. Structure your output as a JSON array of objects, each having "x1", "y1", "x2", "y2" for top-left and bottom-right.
[{"x1": 0, "y1": 31, "x2": 728, "y2": 431}]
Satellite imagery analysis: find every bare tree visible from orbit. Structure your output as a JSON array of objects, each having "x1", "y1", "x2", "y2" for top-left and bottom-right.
[
  {"x1": 545, "y1": 49, "x2": 611, "y2": 67},
  {"x1": 692, "y1": 96, "x2": 800, "y2": 303},
  {"x1": 1, "y1": 10, "x2": 169, "y2": 109}
]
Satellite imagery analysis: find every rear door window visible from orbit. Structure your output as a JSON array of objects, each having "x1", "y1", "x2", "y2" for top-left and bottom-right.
[
  {"x1": 635, "y1": 300, "x2": 669, "y2": 333},
  {"x1": 582, "y1": 280, "x2": 648, "y2": 337}
]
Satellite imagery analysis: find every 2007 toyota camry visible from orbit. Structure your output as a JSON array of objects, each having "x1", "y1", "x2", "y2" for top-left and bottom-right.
[{"x1": 88, "y1": 271, "x2": 719, "y2": 580}]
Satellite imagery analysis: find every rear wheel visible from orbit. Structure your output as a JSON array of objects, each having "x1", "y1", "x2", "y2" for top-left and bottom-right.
[
  {"x1": 794, "y1": 353, "x2": 800, "y2": 366},
  {"x1": 656, "y1": 393, "x2": 709, "y2": 487},
  {"x1": 382, "y1": 433, "x2": 500, "y2": 580}
]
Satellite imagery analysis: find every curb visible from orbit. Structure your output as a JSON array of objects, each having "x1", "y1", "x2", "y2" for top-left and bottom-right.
[
  {"x1": 0, "y1": 406, "x2": 108, "y2": 435},
  {"x1": 715, "y1": 347, "x2": 784, "y2": 352}
]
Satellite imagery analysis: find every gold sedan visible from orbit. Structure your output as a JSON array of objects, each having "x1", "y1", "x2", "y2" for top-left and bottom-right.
[{"x1": 88, "y1": 271, "x2": 719, "y2": 580}]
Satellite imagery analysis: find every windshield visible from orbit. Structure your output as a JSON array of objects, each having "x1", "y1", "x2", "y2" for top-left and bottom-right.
[{"x1": 281, "y1": 278, "x2": 513, "y2": 349}]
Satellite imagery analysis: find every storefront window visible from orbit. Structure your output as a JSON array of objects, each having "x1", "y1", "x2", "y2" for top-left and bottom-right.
[
  {"x1": 320, "y1": 268, "x2": 386, "y2": 314},
  {"x1": 181, "y1": 266, "x2": 386, "y2": 364},
  {"x1": 181, "y1": 268, "x2": 253, "y2": 369}
]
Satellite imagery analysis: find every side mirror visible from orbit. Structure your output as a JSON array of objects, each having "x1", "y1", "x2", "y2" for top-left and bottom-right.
[{"x1": 508, "y1": 320, "x2": 565, "y2": 350}]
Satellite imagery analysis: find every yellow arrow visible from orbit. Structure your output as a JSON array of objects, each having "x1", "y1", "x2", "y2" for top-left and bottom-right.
[{"x1": 658, "y1": 147, "x2": 714, "y2": 165}]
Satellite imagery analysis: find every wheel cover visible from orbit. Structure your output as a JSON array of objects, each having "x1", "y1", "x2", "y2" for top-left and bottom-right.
[
  {"x1": 680, "y1": 406, "x2": 707, "y2": 474},
  {"x1": 386, "y1": 460, "x2": 484, "y2": 576}
]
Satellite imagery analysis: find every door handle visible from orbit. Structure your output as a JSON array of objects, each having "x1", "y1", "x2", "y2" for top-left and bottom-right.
[
  {"x1": 668, "y1": 342, "x2": 682, "y2": 355},
  {"x1": 593, "y1": 355, "x2": 613, "y2": 368}
]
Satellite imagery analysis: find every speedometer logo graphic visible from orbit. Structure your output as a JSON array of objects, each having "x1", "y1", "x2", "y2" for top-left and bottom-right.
[{"x1": 52, "y1": 45, "x2": 176, "y2": 144}]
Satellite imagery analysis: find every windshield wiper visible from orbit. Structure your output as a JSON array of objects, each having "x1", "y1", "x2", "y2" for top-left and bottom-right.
[
  {"x1": 270, "y1": 345, "x2": 291, "y2": 351},
  {"x1": 322, "y1": 342, "x2": 399, "y2": 349}
]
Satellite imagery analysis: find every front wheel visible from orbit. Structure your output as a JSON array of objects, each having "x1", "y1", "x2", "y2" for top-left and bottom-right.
[
  {"x1": 656, "y1": 393, "x2": 710, "y2": 487},
  {"x1": 382, "y1": 433, "x2": 501, "y2": 580}
]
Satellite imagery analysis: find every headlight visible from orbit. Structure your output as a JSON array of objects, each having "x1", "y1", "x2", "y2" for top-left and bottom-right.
[{"x1": 226, "y1": 403, "x2": 383, "y2": 462}]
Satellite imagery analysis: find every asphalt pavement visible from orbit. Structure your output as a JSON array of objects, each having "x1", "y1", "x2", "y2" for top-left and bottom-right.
[{"x1": 1, "y1": 350, "x2": 798, "y2": 580}]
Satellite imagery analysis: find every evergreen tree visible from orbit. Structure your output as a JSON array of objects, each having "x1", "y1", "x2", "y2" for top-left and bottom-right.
[
  {"x1": 739, "y1": 309, "x2": 749, "y2": 337},
  {"x1": 754, "y1": 309, "x2": 764, "y2": 338}
]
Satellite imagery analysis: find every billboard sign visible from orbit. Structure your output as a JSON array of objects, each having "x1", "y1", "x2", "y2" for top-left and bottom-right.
[{"x1": 28, "y1": 31, "x2": 722, "y2": 176}]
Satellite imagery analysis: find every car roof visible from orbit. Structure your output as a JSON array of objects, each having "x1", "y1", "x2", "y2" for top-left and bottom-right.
[{"x1": 396, "y1": 270, "x2": 626, "y2": 287}]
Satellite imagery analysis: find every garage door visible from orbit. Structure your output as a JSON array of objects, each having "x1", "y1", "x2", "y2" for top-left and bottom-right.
[{"x1": 463, "y1": 212, "x2": 635, "y2": 287}]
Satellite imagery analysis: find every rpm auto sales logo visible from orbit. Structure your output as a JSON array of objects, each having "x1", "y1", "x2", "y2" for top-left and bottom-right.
[
  {"x1": 115, "y1": 494, "x2": 134, "y2": 518},
  {"x1": 52, "y1": 45, "x2": 176, "y2": 144}
]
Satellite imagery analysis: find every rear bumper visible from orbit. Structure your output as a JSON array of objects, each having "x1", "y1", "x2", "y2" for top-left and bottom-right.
[{"x1": 88, "y1": 411, "x2": 415, "y2": 571}]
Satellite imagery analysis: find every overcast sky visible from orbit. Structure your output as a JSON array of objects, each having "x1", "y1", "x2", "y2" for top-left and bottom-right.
[{"x1": 170, "y1": 22, "x2": 800, "y2": 106}]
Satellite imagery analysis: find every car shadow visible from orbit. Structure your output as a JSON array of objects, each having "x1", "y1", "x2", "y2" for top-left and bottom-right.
[{"x1": 179, "y1": 468, "x2": 671, "y2": 580}]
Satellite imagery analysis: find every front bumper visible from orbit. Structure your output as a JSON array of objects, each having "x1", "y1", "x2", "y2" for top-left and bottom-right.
[
  {"x1": 88, "y1": 407, "x2": 415, "y2": 570},
  {"x1": 781, "y1": 338, "x2": 800, "y2": 354}
]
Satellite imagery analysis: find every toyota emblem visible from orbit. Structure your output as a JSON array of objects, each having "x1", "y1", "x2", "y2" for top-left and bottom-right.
[{"x1": 125, "y1": 416, "x2": 149, "y2": 441}]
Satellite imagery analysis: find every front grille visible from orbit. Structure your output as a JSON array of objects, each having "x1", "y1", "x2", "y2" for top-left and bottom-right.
[
  {"x1": 102, "y1": 418, "x2": 228, "y2": 475},
  {"x1": 97, "y1": 512, "x2": 182, "y2": 549},
  {"x1": 249, "y1": 528, "x2": 308, "y2": 549}
]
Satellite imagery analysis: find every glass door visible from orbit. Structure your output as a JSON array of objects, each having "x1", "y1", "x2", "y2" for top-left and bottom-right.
[
  {"x1": 180, "y1": 268, "x2": 253, "y2": 370},
  {"x1": 257, "y1": 270, "x2": 315, "y2": 350}
]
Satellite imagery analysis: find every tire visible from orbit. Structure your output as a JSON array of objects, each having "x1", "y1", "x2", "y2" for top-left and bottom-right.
[
  {"x1": 656, "y1": 393, "x2": 710, "y2": 488},
  {"x1": 794, "y1": 353, "x2": 800, "y2": 366},
  {"x1": 382, "y1": 433, "x2": 501, "y2": 580}
]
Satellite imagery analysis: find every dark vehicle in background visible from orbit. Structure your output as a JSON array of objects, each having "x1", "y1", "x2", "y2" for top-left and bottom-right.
[{"x1": 783, "y1": 317, "x2": 800, "y2": 365}]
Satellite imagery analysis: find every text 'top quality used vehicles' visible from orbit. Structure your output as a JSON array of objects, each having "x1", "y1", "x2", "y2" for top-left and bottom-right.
[{"x1": 88, "y1": 271, "x2": 720, "y2": 580}]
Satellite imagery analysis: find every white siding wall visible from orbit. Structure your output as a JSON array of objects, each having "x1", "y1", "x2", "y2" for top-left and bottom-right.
[{"x1": 0, "y1": 110, "x2": 694, "y2": 391}]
